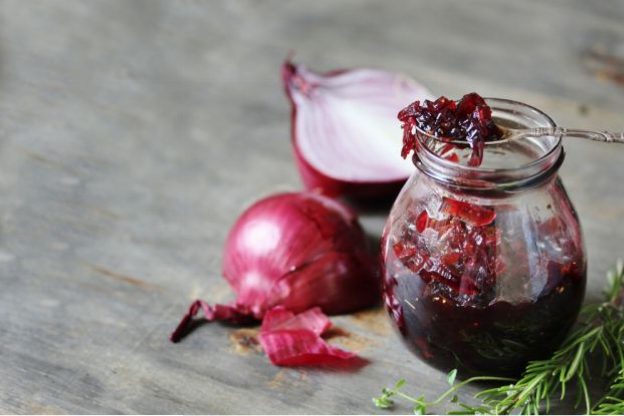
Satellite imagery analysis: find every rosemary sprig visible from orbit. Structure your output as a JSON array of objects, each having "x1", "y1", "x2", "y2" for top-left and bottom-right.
[
  {"x1": 372, "y1": 373, "x2": 514, "y2": 415},
  {"x1": 594, "y1": 368, "x2": 624, "y2": 414},
  {"x1": 373, "y1": 260, "x2": 624, "y2": 415}
]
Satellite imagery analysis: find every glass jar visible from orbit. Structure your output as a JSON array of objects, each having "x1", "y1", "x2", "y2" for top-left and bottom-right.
[{"x1": 381, "y1": 99, "x2": 586, "y2": 376}]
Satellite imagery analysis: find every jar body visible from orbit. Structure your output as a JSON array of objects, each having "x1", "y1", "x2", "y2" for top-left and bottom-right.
[{"x1": 381, "y1": 172, "x2": 586, "y2": 376}]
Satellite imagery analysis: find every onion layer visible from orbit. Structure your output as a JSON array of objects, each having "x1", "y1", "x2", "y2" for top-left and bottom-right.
[
  {"x1": 259, "y1": 306, "x2": 356, "y2": 366},
  {"x1": 170, "y1": 192, "x2": 379, "y2": 348},
  {"x1": 282, "y1": 59, "x2": 433, "y2": 200}
]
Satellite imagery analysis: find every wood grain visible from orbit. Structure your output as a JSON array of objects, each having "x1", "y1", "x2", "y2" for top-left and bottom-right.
[{"x1": 0, "y1": 0, "x2": 623, "y2": 413}]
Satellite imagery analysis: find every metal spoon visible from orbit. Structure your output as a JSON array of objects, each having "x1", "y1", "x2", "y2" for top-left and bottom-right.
[{"x1": 499, "y1": 127, "x2": 624, "y2": 144}]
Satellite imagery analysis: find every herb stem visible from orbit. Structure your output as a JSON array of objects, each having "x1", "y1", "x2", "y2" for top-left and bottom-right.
[{"x1": 428, "y1": 376, "x2": 514, "y2": 406}]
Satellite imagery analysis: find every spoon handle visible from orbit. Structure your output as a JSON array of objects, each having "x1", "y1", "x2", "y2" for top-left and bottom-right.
[
  {"x1": 532, "y1": 127, "x2": 624, "y2": 144},
  {"x1": 558, "y1": 128, "x2": 624, "y2": 143}
]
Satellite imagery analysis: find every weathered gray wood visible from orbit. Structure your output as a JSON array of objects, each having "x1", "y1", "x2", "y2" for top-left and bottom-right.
[{"x1": 0, "y1": 0, "x2": 623, "y2": 413}]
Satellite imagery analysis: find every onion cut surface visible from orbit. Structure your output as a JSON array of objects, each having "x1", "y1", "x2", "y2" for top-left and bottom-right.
[{"x1": 282, "y1": 60, "x2": 433, "y2": 199}]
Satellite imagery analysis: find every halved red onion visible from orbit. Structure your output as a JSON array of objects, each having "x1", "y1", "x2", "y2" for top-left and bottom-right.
[
  {"x1": 282, "y1": 60, "x2": 433, "y2": 199},
  {"x1": 170, "y1": 192, "x2": 379, "y2": 345}
]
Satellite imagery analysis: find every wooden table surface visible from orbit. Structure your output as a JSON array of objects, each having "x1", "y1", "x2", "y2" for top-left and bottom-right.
[{"x1": 1, "y1": 1, "x2": 624, "y2": 414}]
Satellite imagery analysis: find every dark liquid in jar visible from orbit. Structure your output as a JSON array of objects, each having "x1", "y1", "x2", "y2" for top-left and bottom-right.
[{"x1": 382, "y1": 197, "x2": 586, "y2": 376}]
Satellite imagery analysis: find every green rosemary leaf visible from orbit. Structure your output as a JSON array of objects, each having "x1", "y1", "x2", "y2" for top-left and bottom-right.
[
  {"x1": 412, "y1": 404, "x2": 426, "y2": 415},
  {"x1": 447, "y1": 369, "x2": 458, "y2": 386}
]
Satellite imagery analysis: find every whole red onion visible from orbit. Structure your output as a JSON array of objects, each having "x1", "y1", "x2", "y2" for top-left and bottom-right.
[{"x1": 170, "y1": 192, "x2": 379, "y2": 342}]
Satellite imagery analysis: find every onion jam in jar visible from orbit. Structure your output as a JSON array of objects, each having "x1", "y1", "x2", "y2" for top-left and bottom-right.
[{"x1": 381, "y1": 97, "x2": 586, "y2": 376}]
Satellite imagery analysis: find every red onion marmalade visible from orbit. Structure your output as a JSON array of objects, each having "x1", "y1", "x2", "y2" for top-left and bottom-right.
[
  {"x1": 382, "y1": 97, "x2": 586, "y2": 376},
  {"x1": 399, "y1": 93, "x2": 503, "y2": 167}
]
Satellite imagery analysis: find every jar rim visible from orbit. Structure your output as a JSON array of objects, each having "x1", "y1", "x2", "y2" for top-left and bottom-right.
[{"x1": 413, "y1": 98, "x2": 564, "y2": 193}]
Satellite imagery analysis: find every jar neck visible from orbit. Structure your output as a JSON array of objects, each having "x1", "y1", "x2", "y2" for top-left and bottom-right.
[
  {"x1": 413, "y1": 143, "x2": 565, "y2": 196},
  {"x1": 412, "y1": 97, "x2": 563, "y2": 196}
]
